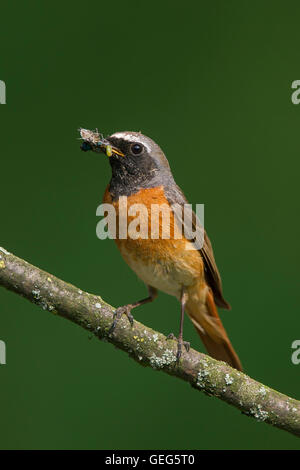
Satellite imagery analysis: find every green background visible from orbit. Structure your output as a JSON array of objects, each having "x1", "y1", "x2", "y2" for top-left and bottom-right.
[{"x1": 1, "y1": 0, "x2": 300, "y2": 450}]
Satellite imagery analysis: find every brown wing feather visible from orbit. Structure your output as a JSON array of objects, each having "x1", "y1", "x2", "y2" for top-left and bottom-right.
[
  {"x1": 200, "y1": 231, "x2": 231, "y2": 310},
  {"x1": 164, "y1": 183, "x2": 230, "y2": 310}
]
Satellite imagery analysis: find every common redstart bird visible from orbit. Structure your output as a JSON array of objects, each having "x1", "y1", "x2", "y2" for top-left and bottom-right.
[{"x1": 80, "y1": 129, "x2": 242, "y2": 371}]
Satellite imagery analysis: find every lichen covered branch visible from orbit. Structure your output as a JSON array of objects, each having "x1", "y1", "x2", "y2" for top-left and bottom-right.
[{"x1": 0, "y1": 246, "x2": 299, "y2": 438}]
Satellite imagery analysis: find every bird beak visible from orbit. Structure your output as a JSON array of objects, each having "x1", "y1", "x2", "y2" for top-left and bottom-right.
[{"x1": 79, "y1": 128, "x2": 125, "y2": 157}]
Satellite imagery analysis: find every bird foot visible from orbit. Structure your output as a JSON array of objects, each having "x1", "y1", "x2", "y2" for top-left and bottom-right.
[
  {"x1": 108, "y1": 305, "x2": 134, "y2": 335},
  {"x1": 166, "y1": 333, "x2": 190, "y2": 362}
]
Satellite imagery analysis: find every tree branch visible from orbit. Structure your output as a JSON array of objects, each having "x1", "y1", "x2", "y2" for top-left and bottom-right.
[{"x1": 0, "y1": 246, "x2": 299, "y2": 438}]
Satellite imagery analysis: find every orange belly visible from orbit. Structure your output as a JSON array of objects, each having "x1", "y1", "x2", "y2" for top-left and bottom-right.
[{"x1": 103, "y1": 185, "x2": 204, "y2": 297}]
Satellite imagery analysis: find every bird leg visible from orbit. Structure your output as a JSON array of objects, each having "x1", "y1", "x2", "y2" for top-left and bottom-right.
[
  {"x1": 167, "y1": 287, "x2": 190, "y2": 362},
  {"x1": 108, "y1": 286, "x2": 157, "y2": 334}
]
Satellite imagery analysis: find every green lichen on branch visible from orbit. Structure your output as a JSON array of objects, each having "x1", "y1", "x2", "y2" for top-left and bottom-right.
[{"x1": 0, "y1": 246, "x2": 300, "y2": 438}]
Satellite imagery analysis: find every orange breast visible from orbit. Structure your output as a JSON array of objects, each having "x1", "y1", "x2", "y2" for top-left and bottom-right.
[{"x1": 102, "y1": 185, "x2": 204, "y2": 296}]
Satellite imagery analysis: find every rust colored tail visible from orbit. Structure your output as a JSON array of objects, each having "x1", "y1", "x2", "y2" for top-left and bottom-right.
[{"x1": 186, "y1": 285, "x2": 242, "y2": 371}]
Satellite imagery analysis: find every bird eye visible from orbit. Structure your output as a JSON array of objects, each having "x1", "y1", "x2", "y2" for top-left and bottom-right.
[{"x1": 130, "y1": 143, "x2": 143, "y2": 155}]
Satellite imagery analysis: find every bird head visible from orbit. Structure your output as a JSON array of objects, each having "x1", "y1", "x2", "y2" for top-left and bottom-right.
[{"x1": 80, "y1": 129, "x2": 174, "y2": 197}]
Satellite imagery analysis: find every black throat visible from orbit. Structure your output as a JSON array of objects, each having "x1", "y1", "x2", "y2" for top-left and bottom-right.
[{"x1": 108, "y1": 156, "x2": 167, "y2": 200}]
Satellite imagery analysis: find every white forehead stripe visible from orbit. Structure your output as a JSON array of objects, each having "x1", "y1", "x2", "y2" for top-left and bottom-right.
[{"x1": 111, "y1": 132, "x2": 152, "y2": 153}]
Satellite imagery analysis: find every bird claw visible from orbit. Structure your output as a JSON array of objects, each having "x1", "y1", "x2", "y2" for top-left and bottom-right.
[
  {"x1": 167, "y1": 333, "x2": 190, "y2": 362},
  {"x1": 108, "y1": 305, "x2": 134, "y2": 335}
]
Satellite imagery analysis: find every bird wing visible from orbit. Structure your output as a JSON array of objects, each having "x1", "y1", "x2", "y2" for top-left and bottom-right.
[
  {"x1": 164, "y1": 183, "x2": 231, "y2": 310},
  {"x1": 199, "y1": 230, "x2": 230, "y2": 309}
]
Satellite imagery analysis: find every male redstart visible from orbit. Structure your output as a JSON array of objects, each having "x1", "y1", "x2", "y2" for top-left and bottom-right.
[{"x1": 80, "y1": 129, "x2": 242, "y2": 371}]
